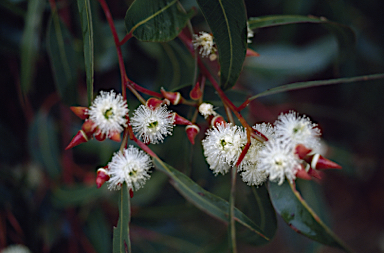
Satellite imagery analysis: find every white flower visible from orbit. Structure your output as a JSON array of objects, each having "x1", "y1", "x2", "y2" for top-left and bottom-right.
[
  {"x1": 131, "y1": 104, "x2": 174, "y2": 144},
  {"x1": 258, "y1": 139, "x2": 301, "y2": 185},
  {"x1": 202, "y1": 123, "x2": 246, "y2": 175},
  {"x1": 241, "y1": 164, "x2": 268, "y2": 186},
  {"x1": 247, "y1": 23, "x2": 254, "y2": 44},
  {"x1": 107, "y1": 146, "x2": 152, "y2": 191},
  {"x1": 274, "y1": 111, "x2": 321, "y2": 150},
  {"x1": 253, "y1": 122, "x2": 275, "y2": 141},
  {"x1": 87, "y1": 90, "x2": 128, "y2": 137},
  {"x1": 199, "y1": 103, "x2": 217, "y2": 118},
  {"x1": 192, "y1": 32, "x2": 217, "y2": 58},
  {"x1": 0, "y1": 245, "x2": 31, "y2": 253}
]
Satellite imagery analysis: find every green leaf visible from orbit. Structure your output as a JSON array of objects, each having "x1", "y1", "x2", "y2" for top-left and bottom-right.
[
  {"x1": 77, "y1": 0, "x2": 94, "y2": 105},
  {"x1": 113, "y1": 184, "x2": 131, "y2": 253},
  {"x1": 153, "y1": 158, "x2": 269, "y2": 242},
  {"x1": 125, "y1": 0, "x2": 194, "y2": 42},
  {"x1": 28, "y1": 111, "x2": 61, "y2": 179},
  {"x1": 239, "y1": 185, "x2": 277, "y2": 246},
  {"x1": 249, "y1": 73, "x2": 384, "y2": 100},
  {"x1": 248, "y1": 15, "x2": 356, "y2": 58},
  {"x1": 197, "y1": 0, "x2": 248, "y2": 90},
  {"x1": 46, "y1": 13, "x2": 78, "y2": 105},
  {"x1": 20, "y1": 0, "x2": 45, "y2": 93},
  {"x1": 52, "y1": 185, "x2": 104, "y2": 208},
  {"x1": 268, "y1": 180, "x2": 353, "y2": 252}
]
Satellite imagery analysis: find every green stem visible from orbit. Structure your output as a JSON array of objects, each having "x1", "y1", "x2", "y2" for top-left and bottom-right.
[{"x1": 229, "y1": 166, "x2": 237, "y2": 253}]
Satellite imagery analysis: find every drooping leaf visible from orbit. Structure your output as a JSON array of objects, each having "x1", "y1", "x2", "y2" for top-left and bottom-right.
[
  {"x1": 77, "y1": 0, "x2": 94, "y2": 105},
  {"x1": 113, "y1": 183, "x2": 131, "y2": 253},
  {"x1": 125, "y1": 0, "x2": 195, "y2": 42},
  {"x1": 248, "y1": 15, "x2": 355, "y2": 58},
  {"x1": 197, "y1": 0, "x2": 248, "y2": 90},
  {"x1": 239, "y1": 184, "x2": 277, "y2": 246},
  {"x1": 249, "y1": 73, "x2": 384, "y2": 100},
  {"x1": 153, "y1": 158, "x2": 269, "y2": 242},
  {"x1": 28, "y1": 111, "x2": 61, "y2": 179},
  {"x1": 20, "y1": 0, "x2": 45, "y2": 93},
  {"x1": 268, "y1": 180, "x2": 352, "y2": 252},
  {"x1": 46, "y1": 13, "x2": 78, "y2": 105}
]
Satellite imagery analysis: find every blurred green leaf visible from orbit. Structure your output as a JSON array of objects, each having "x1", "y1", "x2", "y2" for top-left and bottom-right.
[
  {"x1": 248, "y1": 15, "x2": 356, "y2": 58},
  {"x1": 20, "y1": 0, "x2": 44, "y2": 93},
  {"x1": 153, "y1": 158, "x2": 269, "y2": 242},
  {"x1": 249, "y1": 73, "x2": 384, "y2": 100},
  {"x1": 239, "y1": 185, "x2": 277, "y2": 245},
  {"x1": 52, "y1": 185, "x2": 105, "y2": 207},
  {"x1": 86, "y1": 208, "x2": 112, "y2": 253},
  {"x1": 77, "y1": 0, "x2": 94, "y2": 105},
  {"x1": 125, "y1": 0, "x2": 194, "y2": 42},
  {"x1": 268, "y1": 180, "x2": 352, "y2": 252},
  {"x1": 28, "y1": 111, "x2": 61, "y2": 179},
  {"x1": 46, "y1": 13, "x2": 78, "y2": 105},
  {"x1": 197, "y1": 0, "x2": 247, "y2": 90},
  {"x1": 113, "y1": 183, "x2": 131, "y2": 253}
]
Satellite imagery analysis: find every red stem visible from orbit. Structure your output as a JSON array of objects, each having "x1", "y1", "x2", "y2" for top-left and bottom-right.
[
  {"x1": 128, "y1": 81, "x2": 163, "y2": 98},
  {"x1": 119, "y1": 32, "x2": 133, "y2": 46},
  {"x1": 98, "y1": 0, "x2": 127, "y2": 99}
]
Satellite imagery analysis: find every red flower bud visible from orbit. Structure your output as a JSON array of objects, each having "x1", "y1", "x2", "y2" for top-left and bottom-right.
[
  {"x1": 190, "y1": 81, "x2": 202, "y2": 100},
  {"x1": 172, "y1": 112, "x2": 192, "y2": 125},
  {"x1": 246, "y1": 48, "x2": 260, "y2": 57},
  {"x1": 110, "y1": 132, "x2": 122, "y2": 142},
  {"x1": 211, "y1": 115, "x2": 226, "y2": 127},
  {"x1": 295, "y1": 144, "x2": 312, "y2": 159},
  {"x1": 295, "y1": 165, "x2": 312, "y2": 180},
  {"x1": 96, "y1": 168, "x2": 110, "y2": 188},
  {"x1": 129, "y1": 188, "x2": 134, "y2": 198},
  {"x1": 311, "y1": 154, "x2": 342, "y2": 170},
  {"x1": 185, "y1": 125, "x2": 200, "y2": 144},
  {"x1": 161, "y1": 88, "x2": 182, "y2": 105},
  {"x1": 70, "y1": 106, "x2": 88, "y2": 120},
  {"x1": 94, "y1": 132, "x2": 106, "y2": 141},
  {"x1": 146, "y1": 98, "x2": 164, "y2": 109},
  {"x1": 65, "y1": 130, "x2": 89, "y2": 150},
  {"x1": 82, "y1": 120, "x2": 96, "y2": 136}
]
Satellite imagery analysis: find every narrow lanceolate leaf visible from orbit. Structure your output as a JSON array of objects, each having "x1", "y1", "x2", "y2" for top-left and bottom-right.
[
  {"x1": 268, "y1": 180, "x2": 353, "y2": 252},
  {"x1": 77, "y1": 0, "x2": 94, "y2": 105},
  {"x1": 20, "y1": 0, "x2": 45, "y2": 93},
  {"x1": 153, "y1": 159, "x2": 269, "y2": 242},
  {"x1": 239, "y1": 185, "x2": 277, "y2": 246},
  {"x1": 125, "y1": 0, "x2": 194, "y2": 42},
  {"x1": 248, "y1": 15, "x2": 355, "y2": 58},
  {"x1": 197, "y1": 0, "x2": 248, "y2": 90},
  {"x1": 249, "y1": 73, "x2": 384, "y2": 100},
  {"x1": 46, "y1": 13, "x2": 78, "y2": 105},
  {"x1": 113, "y1": 184, "x2": 131, "y2": 253}
]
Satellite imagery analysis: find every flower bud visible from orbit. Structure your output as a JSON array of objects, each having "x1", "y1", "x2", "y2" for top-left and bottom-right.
[
  {"x1": 185, "y1": 125, "x2": 200, "y2": 144},
  {"x1": 172, "y1": 112, "x2": 192, "y2": 126},
  {"x1": 295, "y1": 144, "x2": 312, "y2": 159},
  {"x1": 70, "y1": 106, "x2": 88, "y2": 120},
  {"x1": 190, "y1": 81, "x2": 202, "y2": 100},
  {"x1": 94, "y1": 132, "x2": 106, "y2": 141},
  {"x1": 96, "y1": 168, "x2": 110, "y2": 188},
  {"x1": 65, "y1": 130, "x2": 89, "y2": 150},
  {"x1": 311, "y1": 154, "x2": 342, "y2": 170},
  {"x1": 295, "y1": 165, "x2": 312, "y2": 180},
  {"x1": 146, "y1": 97, "x2": 164, "y2": 109},
  {"x1": 161, "y1": 88, "x2": 182, "y2": 105},
  {"x1": 129, "y1": 188, "x2": 134, "y2": 198},
  {"x1": 211, "y1": 115, "x2": 225, "y2": 127},
  {"x1": 110, "y1": 132, "x2": 122, "y2": 142},
  {"x1": 246, "y1": 48, "x2": 260, "y2": 57}
]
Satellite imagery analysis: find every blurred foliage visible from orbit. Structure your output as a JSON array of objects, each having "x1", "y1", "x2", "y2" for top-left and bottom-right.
[{"x1": 1, "y1": 0, "x2": 384, "y2": 252}]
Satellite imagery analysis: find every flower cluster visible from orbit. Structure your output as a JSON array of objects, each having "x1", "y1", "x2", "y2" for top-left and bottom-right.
[
  {"x1": 202, "y1": 111, "x2": 339, "y2": 186},
  {"x1": 192, "y1": 32, "x2": 217, "y2": 59}
]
